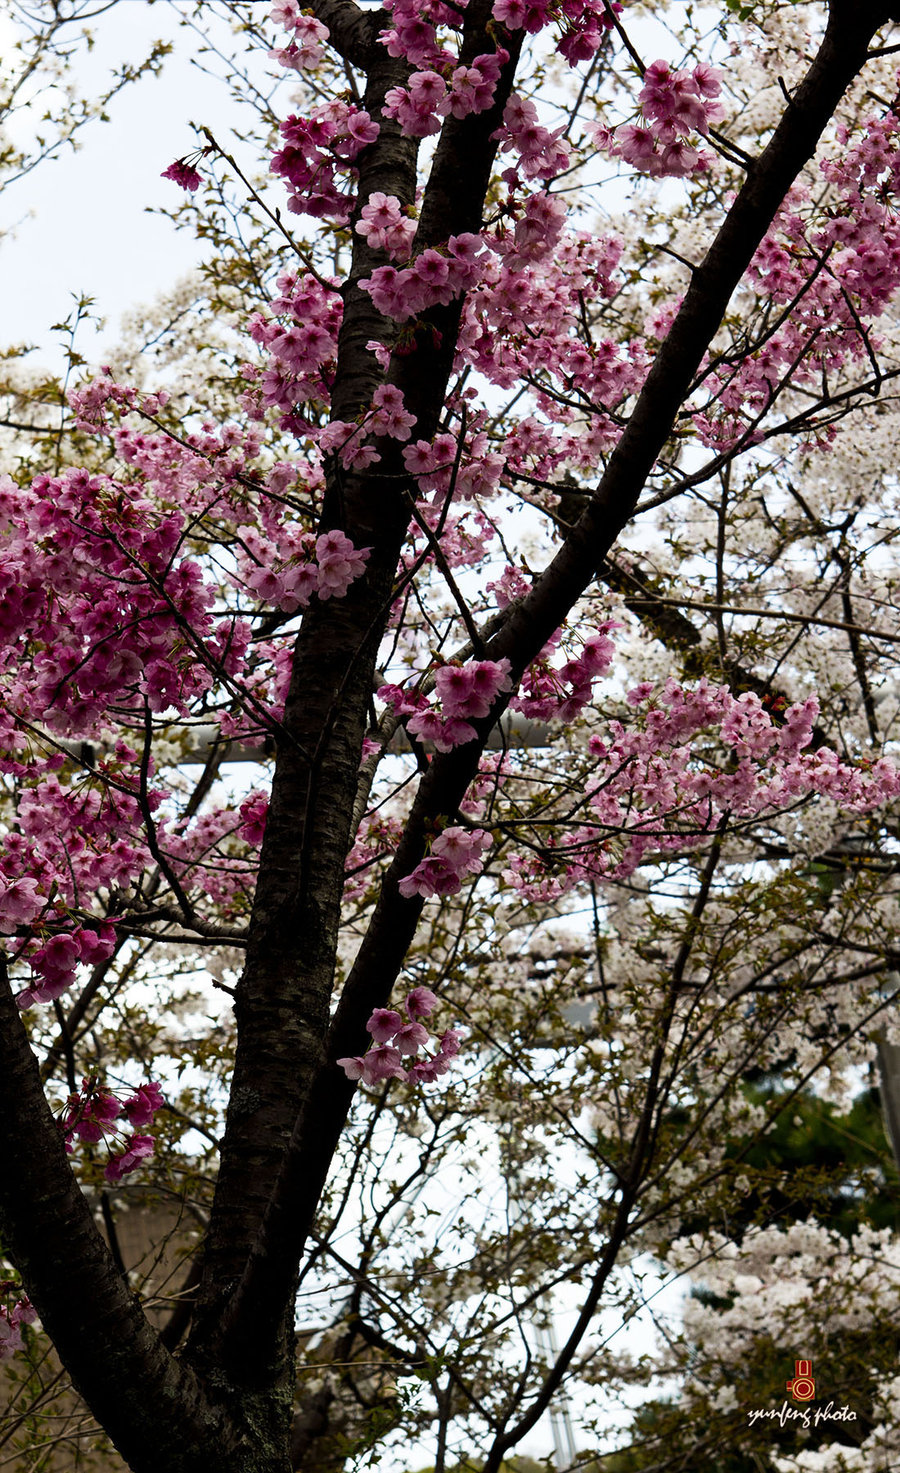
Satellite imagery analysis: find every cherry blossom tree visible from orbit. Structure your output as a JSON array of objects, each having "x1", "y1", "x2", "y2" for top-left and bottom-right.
[{"x1": 4, "y1": 2, "x2": 900, "y2": 1471}]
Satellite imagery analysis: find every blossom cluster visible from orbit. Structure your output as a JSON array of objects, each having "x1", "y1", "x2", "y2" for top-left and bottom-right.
[
  {"x1": 383, "y1": 49, "x2": 509, "y2": 137},
  {"x1": 373, "y1": 0, "x2": 620, "y2": 129},
  {"x1": 337, "y1": 986, "x2": 462, "y2": 1085},
  {"x1": 399, "y1": 826, "x2": 493, "y2": 898},
  {"x1": 317, "y1": 386, "x2": 420, "y2": 470},
  {"x1": 269, "y1": 0, "x2": 329, "y2": 70},
  {"x1": 161, "y1": 156, "x2": 204, "y2": 192},
  {"x1": 511, "y1": 625, "x2": 619, "y2": 722},
  {"x1": 492, "y1": 94, "x2": 571, "y2": 183},
  {"x1": 377, "y1": 0, "x2": 461, "y2": 72},
  {"x1": 59, "y1": 1077, "x2": 164, "y2": 1184},
  {"x1": 0, "y1": 463, "x2": 250, "y2": 734},
  {"x1": 456, "y1": 231, "x2": 632, "y2": 462},
  {"x1": 503, "y1": 679, "x2": 900, "y2": 901},
  {"x1": 492, "y1": 0, "x2": 623, "y2": 65},
  {"x1": 603, "y1": 60, "x2": 723, "y2": 178},
  {"x1": 0, "y1": 770, "x2": 142, "y2": 1013},
  {"x1": 379, "y1": 657, "x2": 512, "y2": 751},
  {"x1": 355, "y1": 192, "x2": 417, "y2": 260},
  {"x1": 343, "y1": 813, "x2": 404, "y2": 903},
  {"x1": 0, "y1": 1289, "x2": 36, "y2": 1363},
  {"x1": 669, "y1": 1219, "x2": 900, "y2": 1358},
  {"x1": 238, "y1": 792, "x2": 269, "y2": 846},
  {"x1": 246, "y1": 269, "x2": 343, "y2": 429},
  {"x1": 239, "y1": 528, "x2": 371, "y2": 611},
  {"x1": 17, "y1": 923, "x2": 118, "y2": 1009},
  {"x1": 693, "y1": 105, "x2": 900, "y2": 449},
  {"x1": 0, "y1": 379, "x2": 381, "y2": 1006},
  {"x1": 270, "y1": 100, "x2": 381, "y2": 225},
  {"x1": 401, "y1": 436, "x2": 505, "y2": 503},
  {"x1": 360, "y1": 232, "x2": 489, "y2": 325}
]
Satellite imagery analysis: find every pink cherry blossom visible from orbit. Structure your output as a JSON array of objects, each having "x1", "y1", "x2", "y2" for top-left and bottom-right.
[
  {"x1": 161, "y1": 158, "x2": 202, "y2": 191},
  {"x1": 338, "y1": 990, "x2": 459, "y2": 1087},
  {"x1": 369, "y1": 385, "x2": 418, "y2": 441},
  {"x1": 335, "y1": 1054, "x2": 367, "y2": 1081},
  {"x1": 398, "y1": 827, "x2": 492, "y2": 898},
  {"x1": 604, "y1": 60, "x2": 723, "y2": 179},
  {"x1": 406, "y1": 986, "x2": 439, "y2": 1019},
  {"x1": 268, "y1": 11, "x2": 329, "y2": 69},
  {"x1": 239, "y1": 793, "x2": 269, "y2": 845},
  {"x1": 105, "y1": 1134, "x2": 155, "y2": 1184},
  {"x1": 270, "y1": 0, "x2": 301, "y2": 27},
  {"x1": 123, "y1": 1081, "x2": 165, "y2": 1129},
  {"x1": 367, "y1": 1007, "x2": 405, "y2": 1043},
  {"x1": 360, "y1": 1045, "x2": 409, "y2": 1084},
  {"x1": 356, "y1": 193, "x2": 417, "y2": 259},
  {"x1": 393, "y1": 1020, "x2": 430, "y2": 1054},
  {"x1": 0, "y1": 877, "x2": 44, "y2": 929},
  {"x1": 315, "y1": 530, "x2": 371, "y2": 599},
  {"x1": 0, "y1": 1297, "x2": 35, "y2": 1363}
]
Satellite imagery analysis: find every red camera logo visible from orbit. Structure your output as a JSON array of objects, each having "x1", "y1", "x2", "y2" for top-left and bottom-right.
[{"x1": 787, "y1": 1360, "x2": 815, "y2": 1402}]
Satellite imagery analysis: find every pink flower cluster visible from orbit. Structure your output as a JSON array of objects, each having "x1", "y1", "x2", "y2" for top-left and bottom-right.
[
  {"x1": 161, "y1": 805, "x2": 259, "y2": 914},
  {"x1": 161, "y1": 157, "x2": 203, "y2": 192},
  {"x1": 66, "y1": 371, "x2": 170, "y2": 431},
  {"x1": 380, "y1": 657, "x2": 512, "y2": 751},
  {"x1": 343, "y1": 813, "x2": 404, "y2": 903},
  {"x1": 556, "y1": 0, "x2": 623, "y2": 65},
  {"x1": 0, "y1": 458, "x2": 251, "y2": 735},
  {"x1": 310, "y1": 529, "x2": 371, "y2": 601},
  {"x1": 458, "y1": 233, "x2": 629, "y2": 450},
  {"x1": 492, "y1": 95, "x2": 570, "y2": 182},
  {"x1": 0, "y1": 875, "x2": 44, "y2": 929},
  {"x1": 315, "y1": 387, "x2": 420, "y2": 470},
  {"x1": 512, "y1": 625, "x2": 619, "y2": 722},
  {"x1": 383, "y1": 50, "x2": 508, "y2": 137},
  {"x1": 59, "y1": 1077, "x2": 164, "y2": 1184},
  {"x1": 240, "y1": 530, "x2": 370, "y2": 611},
  {"x1": 417, "y1": 657, "x2": 513, "y2": 749},
  {"x1": 376, "y1": 0, "x2": 620, "y2": 104},
  {"x1": 360, "y1": 233, "x2": 488, "y2": 323},
  {"x1": 355, "y1": 193, "x2": 417, "y2": 259},
  {"x1": 268, "y1": 0, "x2": 329, "y2": 70},
  {"x1": 0, "y1": 1290, "x2": 36, "y2": 1362},
  {"x1": 402, "y1": 431, "x2": 505, "y2": 502},
  {"x1": 271, "y1": 101, "x2": 380, "y2": 225},
  {"x1": 502, "y1": 679, "x2": 900, "y2": 901},
  {"x1": 399, "y1": 826, "x2": 492, "y2": 898},
  {"x1": 248, "y1": 269, "x2": 342, "y2": 428},
  {"x1": 337, "y1": 987, "x2": 462, "y2": 1086},
  {"x1": 607, "y1": 60, "x2": 723, "y2": 178},
  {"x1": 492, "y1": 0, "x2": 622, "y2": 65},
  {"x1": 505, "y1": 192, "x2": 568, "y2": 263},
  {"x1": 239, "y1": 792, "x2": 269, "y2": 846},
  {"x1": 17, "y1": 924, "x2": 117, "y2": 1010},
  {"x1": 0, "y1": 398, "x2": 375, "y2": 964},
  {"x1": 693, "y1": 106, "x2": 900, "y2": 449},
  {"x1": 378, "y1": 0, "x2": 459, "y2": 71}
]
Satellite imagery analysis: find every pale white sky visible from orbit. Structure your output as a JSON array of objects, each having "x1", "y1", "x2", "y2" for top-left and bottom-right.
[{"x1": 1, "y1": 2, "x2": 269, "y2": 361}]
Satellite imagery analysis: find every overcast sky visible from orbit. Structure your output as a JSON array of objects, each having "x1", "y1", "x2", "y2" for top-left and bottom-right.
[{"x1": 1, "y1": 2, "x2": 270, "y2": 363}]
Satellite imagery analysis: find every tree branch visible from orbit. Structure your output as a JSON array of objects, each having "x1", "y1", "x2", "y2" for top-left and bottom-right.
[{"x1": 0, "y1": 958, "x2": 242, "y2": 1473}]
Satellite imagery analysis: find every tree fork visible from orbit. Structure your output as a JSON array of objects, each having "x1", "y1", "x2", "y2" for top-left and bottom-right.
[{"x1": 231, "y1": 0, "x2": 900, "y2": 1300}]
